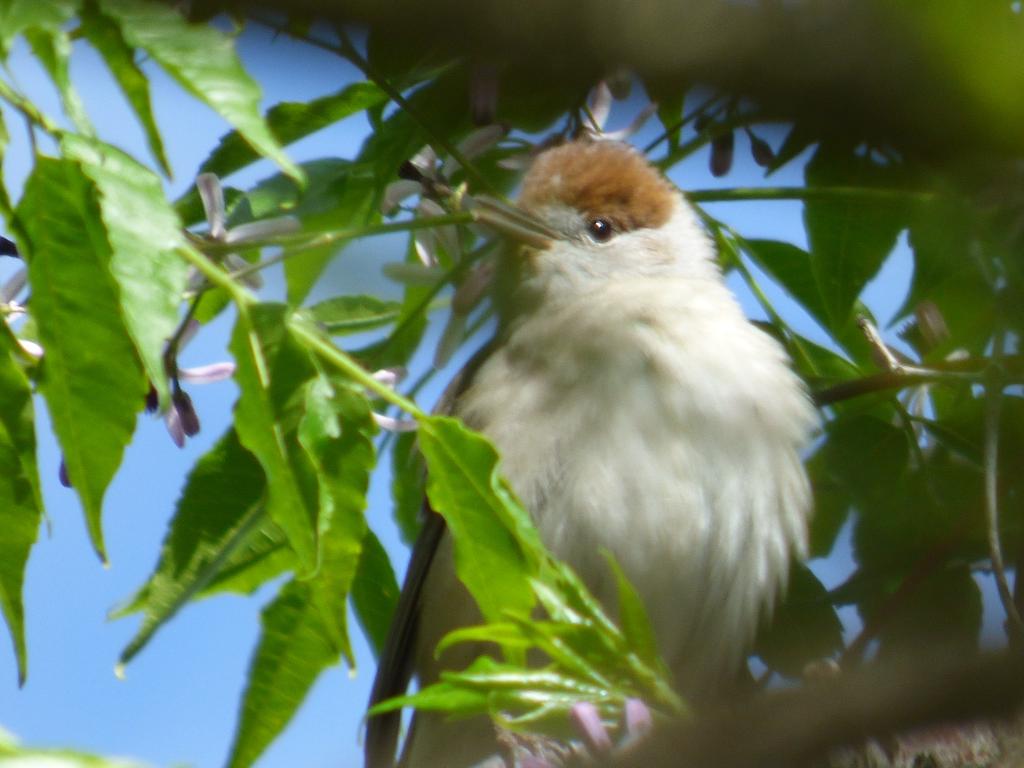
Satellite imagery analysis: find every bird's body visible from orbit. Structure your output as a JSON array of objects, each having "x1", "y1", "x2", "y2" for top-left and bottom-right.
[{"x1": 368, "y1": 139, "x2": 817, "y2": 768}]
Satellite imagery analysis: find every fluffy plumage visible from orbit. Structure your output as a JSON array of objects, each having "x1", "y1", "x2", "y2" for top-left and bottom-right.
[{"x1": 367, "y1": 140, "x2": 817, "y2": 768}]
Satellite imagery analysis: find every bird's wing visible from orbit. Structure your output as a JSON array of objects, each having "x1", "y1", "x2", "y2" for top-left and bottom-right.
[{"x1": 364, "y1": 340, "x2": 496, "y2": 768}]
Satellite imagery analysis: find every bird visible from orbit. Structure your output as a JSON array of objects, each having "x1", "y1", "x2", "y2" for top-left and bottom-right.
[{"x1": 366, "y1": 137, "x2": 818, "y2": 767}]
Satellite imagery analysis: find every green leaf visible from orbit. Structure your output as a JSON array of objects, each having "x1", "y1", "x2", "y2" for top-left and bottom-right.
[
  {"x1": 197, "y1": 521, "x2": 292, "y2": 599},
  {"x1": 755, "y1": 563, "x2": 843, "y2": 678},
  {"x1": 227, "y1": 382, "x2": 376, "y2": 767},
  {"x1": 803, "y1": 142, "x2": 909, "y2": 332},
  {"x1": 351, "y1": 529, "x2": 399, "y2": 658},
  {"x1": 390, "y1": 430, "x2": 425, "y2": 544},
  {"x1": 200, "y1": 81, "x2": 387, "y2": 180},
  {"x1": 0, "y1": 324, "x2": 42, "y2": 685},
  {"x1": 116, "y1": 428, "x2": 266, "y2": 666},
  {"x1": 226, "y1": 579, "x2": 341, "y2": 768},
  {"x1": 297, "y1": 378, "x2": 376, "y2": 665},
  {"x1": 16, "y1": 156, "x2": 146, "y2": 561},
  {"x1": 230, "y1": 303, "x2": 320, "y2": 576},
  {"x1": 24, "y1": 27, "x2": 93, "y2": 135},
  {"x1": 869, "y1": 563, "x2": 982, "y2": 659},
  {"x1": 80, "y1": 1, "x2": 171, "y2": 176},
  {"x1": 903, "y1": 199, "x2": 993, "y2": 355},
  {"x1": 418, "y1": 416, "x2": 540, "y2": 625},
  {"x1": 767, "y1": 121, "x2": 817, "y2": 175},
  {"x1": 742, "y1": 239, "x2": 831, "y2": 330},
  {"x1": 0, "y1": 0, "x2": 73, "y2": 59},
  {"x1": 60, "y1": 134, "x2": 188, "y2": 409},
  {"x1": 602, "y1": 552, "x2": 661, "y2": 671},
  {"x1": 308, "y1": 295, "x2": 402, "y2": 335},
  {"x1": 100, "y1": 0, "x2": 302, "y2": 182},
  {"x1": 227, "y1": 158, "x2": 379, "y2": 304}
]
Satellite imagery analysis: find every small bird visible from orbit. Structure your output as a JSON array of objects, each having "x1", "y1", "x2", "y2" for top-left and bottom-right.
[{"x1": 366, "y1": 138, "x2": 817, "y2": 767}]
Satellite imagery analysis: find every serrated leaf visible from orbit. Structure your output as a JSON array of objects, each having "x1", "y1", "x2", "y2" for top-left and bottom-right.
[
  {"x1": 308, "y1": 295, "x2": 402, "y2": 335},
  {"x1": 24, "y1": 27, "x2": 93, "y2": 136},
  {"x1": 227, "y1": 579, "x2": 341, "y2": 768},
  {"x1": 16, "y1": 156, "x2": 146, "y2": 561},
  {"x1": 116, "y1": 428, "x2": 266, "y2": 666},
  {"x1": 418, "y1": 416, "x2": 539, "y2": 625},
  {"x1": 351, "y1": 529, "x2": 399, "y2": 658},
  {"x1": 298, "y1": 378, "x2": 376, "y2": 665},
  {"x1": 230, "y1": 303, "x2": 320, "y2": 576},
  {"x1": 226, "y1": 382, "x2": 376, "y2": 767},
  {"x1": 742, "y1": 238, "x2": 831, "y2": 330},
  {"x1": 100, "y1": 0, "x2": 301, "y2": 182},
  {"x1": 80, "y1": 1, "x2": 171, "y2": 176},
  {"x1": 60, "y1": 134, "x2": 188, "y2": 409},
  {"x1": 0, "y1": 0, "x2": 73, "y2": 59},
  {"x1": 803, "y1": 142, "x2": 909, "y2": 332},
  {"x1": 200, "y1": 81, "x2": 387, "y2": 180},
  {"x1": 0, "y1": 324, "x2": 42, "y2": 685},
  {"x1": 198, "y1": 521, "x2": 292, "y2": 599}
]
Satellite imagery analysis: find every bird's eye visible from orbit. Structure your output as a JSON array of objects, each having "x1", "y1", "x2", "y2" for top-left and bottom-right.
[{"x1": 587, "y1": 217, "x2": 614, "y2": 242}]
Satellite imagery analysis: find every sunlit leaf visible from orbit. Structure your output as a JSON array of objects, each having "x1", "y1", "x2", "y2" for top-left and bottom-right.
[
  {"x1": 61, "y1": 134, "x2": 188, "y2": 409},
  {"x1": 230, "y1": 303, "x2": 320, "y2": 576},
  {"x1": 351, "y1": 529, "x2": 399, "y2": 658},
  {"x1": 308, "y1": 295, "x2": 402, "y2": 335},
  {"x1": 418, "y1": 416, "x2": 539, "y2": 625},
  {"x1": 226, "y1": 579, "x2": 339, "y2": 768},
  {"x1": 0, "y1": 324, "x2": 42, "y2": 685},
  {"x1": 101, "y1": 0, "x2": 301, "y2": 181},
  {"x1": 0, "y1": 0, "x2": 73, "y2": 59},
  {"x1": 24, "y1": 27, "x2": 93, "y2": 135},
  {"x1": 16, "y1": 156, "x2": 146, "y2": 561},
  {"x1": 80, "y1": 2, "x2": 171, "y2": 176},
  {"x1": 201, "y1": 81, "x2": 387, "y2": 180},
  {"x1": 116, "y1": 428, "x2": 266, "y2": 666}
]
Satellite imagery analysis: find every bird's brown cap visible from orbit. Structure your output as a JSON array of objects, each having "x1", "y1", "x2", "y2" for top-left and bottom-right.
[{"x1": 519, "y1": 140, "x2": 677, "y2": 233}]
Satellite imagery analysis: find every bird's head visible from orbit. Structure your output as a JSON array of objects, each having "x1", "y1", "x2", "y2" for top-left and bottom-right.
[{"x1": 480, "y1": 140, "x2": 719, "y2": 302}]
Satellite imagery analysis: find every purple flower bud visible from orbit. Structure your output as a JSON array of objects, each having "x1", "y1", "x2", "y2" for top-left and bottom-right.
[
  {"x1": 624, "y1": 698, "x2": 652, "y2": 738},
  {"x1": 570, "y1": 702, "x2": 612, "y2": 754},
  {"x1": 710, "y1": 130, "x2": 735, "y2": 177},
  {"x1": 178, "y1": 362, "x2": 236, "y2": 384},
  {"x1": 173, "y1": 389, "x2": 201, "y2": 437},
  {"x1": 145, "y1": 384, "x2": 159, "y2": 414},
  {"x1": 58, "y1": 458, "x2": 71, "y2": 488},
  {"x1": 0, "y1": 236, "x2": 19, "y2": 257},
  {"x1": 164, "y1": 406, "x2": 186, "y2": 448}
]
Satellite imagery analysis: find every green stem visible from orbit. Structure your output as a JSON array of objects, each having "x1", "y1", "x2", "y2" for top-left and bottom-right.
[
  {"x1": 217, "y1": 212, "x2": 477, "y2": 279},
  {"x1": 687, "y1": 186, "x2": 940, "y2": 205},
  {"x1": 288, "y1": 318, "x2": 426, "y2": 419},
  {"x1": 0, "y1": 77, "x2": 61, "y2": 135},
  {"x1": 334, "y1": 31, "x2": 501, "y2": 200}
]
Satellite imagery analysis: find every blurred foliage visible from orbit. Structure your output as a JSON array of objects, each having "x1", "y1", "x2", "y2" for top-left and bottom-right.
[{"x1": 0, "y1": 1, "x2": 1022, "y2": 765}]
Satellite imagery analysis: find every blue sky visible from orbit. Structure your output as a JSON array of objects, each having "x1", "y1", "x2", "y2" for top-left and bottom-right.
[{"x1": 0, "y1": 20, "x2": 936, "y2": 768}]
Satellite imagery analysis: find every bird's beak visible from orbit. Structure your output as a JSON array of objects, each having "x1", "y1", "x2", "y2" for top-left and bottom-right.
[{"x1": 469, "y1": 195, "x2": 559, "y2": 250}]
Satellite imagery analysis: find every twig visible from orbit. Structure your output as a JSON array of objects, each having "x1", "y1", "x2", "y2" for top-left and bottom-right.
[
  {"x1": 610, "y1": 649, "x2": 1024, "y2": 768},
  {"x1": 984, "y1": 330, "x2": 1024, "y2": 641}
]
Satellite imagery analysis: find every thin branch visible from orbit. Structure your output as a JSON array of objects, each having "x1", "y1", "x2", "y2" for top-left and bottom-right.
[
  {"x1": 333, "y1": 29, "x2": 502, "y2": 200},
  {"x1": 687, "y1": 185, "x2": 940, "y2": 205},
  {"x1": 984, "y1": 331, "x2": 1024, "y2": 640},
  {"x1": 213, "y1": 212, "x2": 478, "y2": 280}
]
